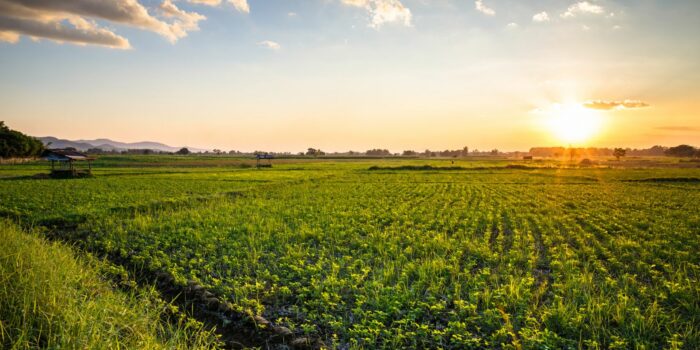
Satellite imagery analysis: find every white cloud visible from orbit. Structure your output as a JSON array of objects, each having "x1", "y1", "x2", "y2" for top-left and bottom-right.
[
  {"x1": 0, "y1": 0, "x2": 207, "y2": 48},
  {"x1": 341, "y1": 0, "x2": 412, "y2": 29},
  {"x1": 475, "y1": 0, "x2": 495, "y2": 16},
  {"x1": 228, "y1": 0, "x2": 249, "y2": 14},
  {"x1": 258, "y1": 40, "x2": 280, "y2": 50},
  {"x1": 532, "y1": 11, "x2": 550, "y2": 23},
  {"x1": 189, "y1": 0, "x2": 249, "y2": 13},
  {"x1": 288, "y1": 12, "x2": 298, "y2": 17},
  {"x1": 160, "y1": 0, "x2": 206, "y2": 40},
  {"x1": 561, "y1": 1, "x2": 604, "y2": 18},
  {"x1": 506, "y1": 22, "x2": 518, "y2": 29}
]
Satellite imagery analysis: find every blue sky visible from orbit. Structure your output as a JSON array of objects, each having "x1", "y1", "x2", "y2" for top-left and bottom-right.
[{"x1": 1, "y1": 0, "x2": 699, "y2": 151}]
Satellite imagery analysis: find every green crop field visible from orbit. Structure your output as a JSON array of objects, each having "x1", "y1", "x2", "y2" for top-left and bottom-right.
[{"x1": 1, "y1": 156, "x2": 699, "y2": 349}]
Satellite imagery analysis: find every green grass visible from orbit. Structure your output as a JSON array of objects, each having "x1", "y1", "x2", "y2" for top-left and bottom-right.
[
  {"x1": 0, "y1": 220, "x2": 220, "y2": 349},
  {"x1": 1, "y1": 155, "x2": 699, "y2": 349}
]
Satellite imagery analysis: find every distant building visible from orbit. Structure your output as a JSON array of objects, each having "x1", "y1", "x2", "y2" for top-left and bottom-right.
[
  {"x1": 255, "y1": 153, "x2": 274, "y2": 168},
  {"x1": 42, "y1": 149, "x2": 95, "y2": 178}
]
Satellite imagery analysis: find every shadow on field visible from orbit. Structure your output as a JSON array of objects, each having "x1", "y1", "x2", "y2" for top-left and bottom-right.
[{"x1": 367, "y1": 164, "x2": 545, "y2": 171}]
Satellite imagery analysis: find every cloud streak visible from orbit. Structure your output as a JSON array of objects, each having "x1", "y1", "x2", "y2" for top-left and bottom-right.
[
  {"x1": 0, "y1": 0, "x2": 206, "y2": 48},
  {"x1": 341, "y1": 0, "x2": 412, "y2": 28},
  {"x1": 561, "y1": 1, "x2": 604, "y2": 18},
  {"x1": 583, "y1": 100, "x2": 650, "y2": 110},
  {"x1": 0, "y1": 14, "x2": 130, "y2": 48},
  {"x1": 654, "y1": 126, "x2": 699, "y2": 132},
  {"x1": 258, "y1": 40, "x2": 280, "y2": 50}
]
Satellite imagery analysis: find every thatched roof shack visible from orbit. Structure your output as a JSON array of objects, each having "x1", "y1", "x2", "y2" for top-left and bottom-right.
[
  {"x1": 42, "y1": 149, "x2": 95, "y2": 178},
  {"x1": 255, "y1": 153, "x2": 274, "y2": 168}
]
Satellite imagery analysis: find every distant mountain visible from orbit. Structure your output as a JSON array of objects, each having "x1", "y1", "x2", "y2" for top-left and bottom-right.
[
  {"x1": 37, "y1": 137, "x2": 206, "y2": 153},
  {"x1": 38, "y1": 137, "x2": 98, "y2": 151}
]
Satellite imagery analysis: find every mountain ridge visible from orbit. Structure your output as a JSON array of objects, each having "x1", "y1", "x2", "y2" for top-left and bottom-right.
[{"x1": 37, "y1": 136, "x2": 207, "y2": 153}]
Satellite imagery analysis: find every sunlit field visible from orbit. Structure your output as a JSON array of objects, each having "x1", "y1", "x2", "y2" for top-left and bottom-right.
[{"x1": 1, "y1": 156, "x2": 698, "y2": 349}]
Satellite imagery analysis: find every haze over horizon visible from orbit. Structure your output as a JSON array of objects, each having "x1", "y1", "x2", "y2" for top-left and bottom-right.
[{"x1": 1, "y1": 0, "x2": 699, "y2": 152}]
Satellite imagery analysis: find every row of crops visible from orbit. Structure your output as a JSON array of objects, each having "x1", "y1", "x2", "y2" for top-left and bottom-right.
[{"x1": 1, "y1": 163, "x2": 699, "y2": 348}]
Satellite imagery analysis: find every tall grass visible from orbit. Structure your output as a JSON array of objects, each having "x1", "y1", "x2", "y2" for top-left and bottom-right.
[{"x1": 0, "y1": 220, "x2": 220, "y2": 349}]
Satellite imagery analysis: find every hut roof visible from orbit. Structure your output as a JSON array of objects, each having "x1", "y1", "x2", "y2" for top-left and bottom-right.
[{"x1": 42, "y1": 149, "x2": 93, "y2": 161}]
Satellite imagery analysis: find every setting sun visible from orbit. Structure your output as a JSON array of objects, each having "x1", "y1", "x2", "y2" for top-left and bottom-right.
[{"x1": 545, "y1": 104, "x2": 603, "y2": 144}]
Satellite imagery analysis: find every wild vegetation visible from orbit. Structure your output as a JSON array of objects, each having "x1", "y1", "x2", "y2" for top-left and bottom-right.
[
  {"x1": 1, "y1": 156, "x2": 698, "y2": 349},
  {"x1": 0, "y1": 220, "x2": 220, "y2": 349}
]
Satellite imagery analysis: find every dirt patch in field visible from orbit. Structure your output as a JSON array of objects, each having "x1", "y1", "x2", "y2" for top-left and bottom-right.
[{"x1": 488, "y1": 226, "x2": 500, "y2": 251}]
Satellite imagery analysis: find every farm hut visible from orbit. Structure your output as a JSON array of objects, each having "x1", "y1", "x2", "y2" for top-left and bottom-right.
[
  {"x1": 42, "y1": 149, "x2": 95, "y2": 178},
  {"x1": 255, "y1": 153, "x2": 274, "y2": 168}
]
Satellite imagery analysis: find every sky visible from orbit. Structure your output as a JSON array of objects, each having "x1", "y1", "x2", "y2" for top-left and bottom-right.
[{"x1": 1, "y1": 0, "x2": 699, "y2": 152}]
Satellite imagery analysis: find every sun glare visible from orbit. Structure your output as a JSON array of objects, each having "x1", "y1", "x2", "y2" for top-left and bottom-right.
[{"x1": 545, "y1": 104, "x2": 603, "y2": 144}]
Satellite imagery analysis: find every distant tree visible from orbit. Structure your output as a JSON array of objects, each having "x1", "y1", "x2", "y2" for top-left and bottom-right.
[
  {"x1": 648, "y1": 145, "x2": 668, "y2": 156},
  {"x1": 306, "y1": 148, "x2": 325, "y2": 157},
  {"x1": 176, "y1": 147, "x2": 191, "y2": 155},
  {"x1": 665, "y1": 144, "x2": 697, "y2": 157},
  {"x1": 87, "y1": 148, "x2": 104, "y2": 154},
  {"x1": 461, "y1": 146, "x2": 469, "y2": 157},
  {"x1": 491, "y1": 149, "x2": 499, "y2": 156},
  {"x1": 402, "y1": 150, "x2": 417, "y2": 156},
  {"x1": 613, "y1": 148, "x2": 626, "y2": 161},
  {"x1": 366, "y1": 149, "x2": 391, "y2": 156},
  {"x1": 212, "y1": 149, "x2": 223, "y2": 155}
]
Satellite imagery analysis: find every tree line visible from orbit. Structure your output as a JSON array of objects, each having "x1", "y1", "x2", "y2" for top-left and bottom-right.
[
  {"x1": 530, "y1": 145, "x2": 699, "y2": 158},
  {"x1": 0, "y1": 122, "x2": 44, "y2": 159}
]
